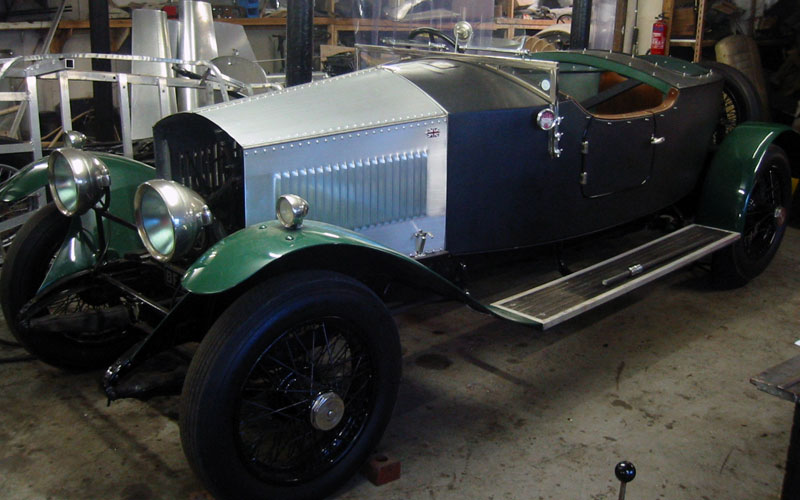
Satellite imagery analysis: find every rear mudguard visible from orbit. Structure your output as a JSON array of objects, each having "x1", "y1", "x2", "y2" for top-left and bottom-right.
[
  {"x1": 0, "y1": 157, "x2": 48, "y2": 202},
  {"x1": 696, "y1": 123, "x2": 799, "y2": 233},
  {"x1": 39, "y1": 153, "x2": 156, "y2": 291}
]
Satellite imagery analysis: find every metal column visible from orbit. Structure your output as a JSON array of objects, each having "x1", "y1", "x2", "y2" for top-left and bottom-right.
[
  {"x1": 89, "y1": 0, "x2": 114, "y2": 141},
  {"x1": 286, "y1": 0, "x2": 314, "y2": 87},
  {"x1": 570, "y1": 0, "x2": 593, "y2": 50}
]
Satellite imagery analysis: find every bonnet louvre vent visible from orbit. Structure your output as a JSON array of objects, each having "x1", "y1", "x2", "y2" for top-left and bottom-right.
[{"x1": 272, "y1": 150, "x2": 428, "y2": 230}]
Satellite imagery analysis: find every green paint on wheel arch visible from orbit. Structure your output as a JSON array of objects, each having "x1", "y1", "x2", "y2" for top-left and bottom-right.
[
  {"x1": 696, "y1": 123, "x2": 798, "y2": 233},
  {"x1": 183, "y1": 220, "x2": 453, "y2": 296}
]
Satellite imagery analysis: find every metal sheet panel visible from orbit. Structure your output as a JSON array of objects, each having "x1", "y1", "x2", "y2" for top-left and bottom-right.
[
  {"x1": 195, "y1": 67, "x2": 447, "y2": 149},
  {"x1": 213, "y1": 21, "x2": 256, "y2": 61},
  {"x1": 272, "y1": 150, "x2": 427, "y2": 230},
  {"x1": 243, "y1": 117, "x2": 448, "y2": 256},
  {"x1": 176, "y1": 0, "x2": 218, "y2": 110},
  {"x1": 131, "y1": 9, "x2": 176, "y2": 140}
]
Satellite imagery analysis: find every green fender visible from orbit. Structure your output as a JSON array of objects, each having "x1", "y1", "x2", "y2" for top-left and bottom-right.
[
  {"x1": 0, "y1": 157, "x2": 49, "y2": 202},
  {"x1": 696, "y1": 123, "x2": 800, "y2": 233},
  {"x1": 181, "y1": 220, "x2": 510, "y2": 318},
  {"x1": 40, "y1": 153, "x2": 156, "y2": 290},
  {"x1": 182, "y1": 220, "x2": 459, "y2": 293}
]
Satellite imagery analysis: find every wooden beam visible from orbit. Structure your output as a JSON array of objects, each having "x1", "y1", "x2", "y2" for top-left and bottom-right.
[
  {"x1": 693, "y1": 0, "x2": 706, "y2": 62},
  {"x1": 662, "y1": 0, "x2": 675, "y2": 54},
  {"x1": 613, "y1": 0, "x2": 628, "y2": 52},
  {"x1": 88, "y1": 0, "x2": 113, "y2": 141}
]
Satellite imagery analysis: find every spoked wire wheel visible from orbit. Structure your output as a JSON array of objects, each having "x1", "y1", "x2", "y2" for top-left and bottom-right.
[
  {"x1": 740, "y1": 162, "x2": 787, "y2": 260},
  {"x1": 711, "y1": 145, "x2": 791, "y2": 287},
  {"x1": 19, "y1": 283, "x2": 134, "y2": 347},
  {"x1": 1, "y1": 204, "x2": 140, "y2": 368},
  {"x1": 181, "y1": 271, "x2": 401, "y2": 500},
  {"x1": 715, "y1": 89, "x2": 740, "y2": 144},
  {"x1": 237, "y1": 317, "x2": 375, "y2": 485},
  {"x1": 699, "y1": 60, "x2": 765, "y2": 147}
]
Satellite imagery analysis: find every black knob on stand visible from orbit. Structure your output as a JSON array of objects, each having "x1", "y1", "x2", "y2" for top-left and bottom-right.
[{"x1": 615, "y1": 461, "x2": 636, "y2": 500}]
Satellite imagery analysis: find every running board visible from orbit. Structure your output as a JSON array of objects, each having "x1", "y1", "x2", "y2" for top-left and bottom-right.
[{"x1": 490, "y1": 225, "x2": 739, "y2": 330}]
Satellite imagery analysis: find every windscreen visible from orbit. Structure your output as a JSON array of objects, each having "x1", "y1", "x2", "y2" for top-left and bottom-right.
[
  {"x1": 319, "y1": 0, "x2": 564, "y2": 102},
  {"x1": 341, "y1": 0, "x2": 565, "y2": 63},
  {"x1": 352, "y1": 0, "x2": 497, "y2": 47}
]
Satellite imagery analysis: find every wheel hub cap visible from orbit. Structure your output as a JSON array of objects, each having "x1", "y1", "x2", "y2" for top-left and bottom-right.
[
  {"x1": 774, "y1": 206, "x2": 787, "y2": 226},
  {"x1": 310, "y1": 391, "x2": 345, "y2": 431}
]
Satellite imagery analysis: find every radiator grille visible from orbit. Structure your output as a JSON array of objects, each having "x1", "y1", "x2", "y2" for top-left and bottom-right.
[
  {"x1": 172, "y1": 139, "x2": 241, "y2": 200},
  {"x1": 272, "y1": 150, "x2": 428, "y2": 229},
  {"x1": 166, "y1": 136, "x2": 244, "y2": 231}
]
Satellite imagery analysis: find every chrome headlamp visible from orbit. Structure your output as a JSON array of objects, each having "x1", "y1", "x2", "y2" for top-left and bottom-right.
[
  {"x1": 276, "y1": 194, "x2": 309, "y2": 229},
  {"x1": 47, "y1": 148, "x2": 110, "y2": 216},
  {"x1": 134, "y1": 180, "x2": 213, "y2": 262}
]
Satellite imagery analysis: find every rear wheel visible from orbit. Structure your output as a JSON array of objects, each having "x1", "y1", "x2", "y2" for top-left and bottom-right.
[
  {"x1": 0, "y1": 204, "x2": 138, "y2": 369},
  {"x1": 180, "y1": 271, "x2": 401, "y2": 500},
  {"x1": 712, "y1": 145, "x2": 791, "y2": 287}
]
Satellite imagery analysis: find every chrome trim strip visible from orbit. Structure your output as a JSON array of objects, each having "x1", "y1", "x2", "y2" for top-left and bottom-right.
[{"x1": 356, "y1": 44, "x2": 559, "y2": 71}]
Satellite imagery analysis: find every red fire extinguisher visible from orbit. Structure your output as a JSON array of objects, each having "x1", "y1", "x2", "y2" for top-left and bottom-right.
[{"x1": 651, "y1": 14, "x2": 667, "y2": 55}]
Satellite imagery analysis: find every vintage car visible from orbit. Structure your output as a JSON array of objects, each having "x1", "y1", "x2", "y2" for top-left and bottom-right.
[{"x1": 0, "y1": 22, "x2": 798, "y2": 500}]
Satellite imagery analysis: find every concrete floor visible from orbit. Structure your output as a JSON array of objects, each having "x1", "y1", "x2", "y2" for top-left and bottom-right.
[{"x1": 1, "y1": 226, "x2": 800, "y2": 500}]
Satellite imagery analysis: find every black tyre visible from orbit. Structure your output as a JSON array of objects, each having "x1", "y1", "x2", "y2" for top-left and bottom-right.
[
  {"x1": 0, "y1": 204, "x2": 138, "y2": 369},
  {"x1": 180, "y1": 271, "x2": 401, "y2": 500},
  {"x1": 712, "y1": 145, "x2": 792, "y2": 287},
  {"x1": 0, "y1": 163, "x2": 36, "y2": 345},
  {"x1": 700, "y1": 60, "x2": 766, "y2": 146}
]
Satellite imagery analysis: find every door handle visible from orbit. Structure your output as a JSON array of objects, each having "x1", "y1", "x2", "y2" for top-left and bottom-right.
[{"x1": 650, "y1": 135, "x2": 665, "y2": 145}]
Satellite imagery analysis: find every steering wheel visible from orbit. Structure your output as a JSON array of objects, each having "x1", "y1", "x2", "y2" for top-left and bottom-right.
[{"x1": 407, "y1": 27, "x2": 456, "y2": 48}]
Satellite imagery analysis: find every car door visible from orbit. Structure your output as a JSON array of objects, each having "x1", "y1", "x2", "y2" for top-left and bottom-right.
[
  {"x1": 574, "y1": 70, "x2": 663, "y2": 198},
  {"x1": 579, "y1": 114, "x2": 655, "y2": 198}
]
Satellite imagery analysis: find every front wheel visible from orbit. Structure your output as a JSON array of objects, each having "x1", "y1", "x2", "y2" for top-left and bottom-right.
[
  {"x1": 0, "y1": 204, "x2": 139, "y2": 369},
  {"x1": 712, "y1": 145, "x2": 792, "y2": 287},
  {"x1": 180, "y1": 271, "x2": 401, "y2": 500}
]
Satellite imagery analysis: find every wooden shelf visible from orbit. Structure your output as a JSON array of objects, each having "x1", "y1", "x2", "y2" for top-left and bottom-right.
[
  {"x1": 662, "y1": 0, "x2": 709, "y2": 61},
  {"x1": 669, "y1": 38, "x2": 716, "y2": 48},
  {"x1": 0, "y1": 15, "x2": 556, "y2": 47},
  {"x1": 1, "y1": 15, "x2": 554, "y2": 30},
  {"x1": 493, "y1": 17, "x2": 556, "y2": 28}
]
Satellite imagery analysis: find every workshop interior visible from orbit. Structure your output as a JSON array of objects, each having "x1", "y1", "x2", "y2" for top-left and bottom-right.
[{"x1": 0, "y1": 0, "x2": 799, "y2": 498}]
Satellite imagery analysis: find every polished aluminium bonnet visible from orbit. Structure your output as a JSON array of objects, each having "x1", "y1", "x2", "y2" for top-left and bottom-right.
[
  {"x1": 187, "y1": 67, "x2": 450, "y2": 256},
  {"x1": 193, "y1": 67, "x2": 447, "y2": 148}
]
